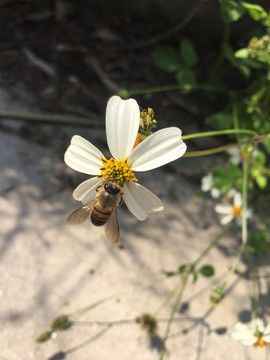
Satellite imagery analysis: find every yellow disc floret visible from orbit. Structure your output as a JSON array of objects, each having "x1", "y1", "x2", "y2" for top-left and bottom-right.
[
  {"x1": 253, "y1": 328, "x2": 267, "y2": 347},
  {"x1": 98, "y1": 156, "x2": 137, "y2": 185},
  {"x1": 232, "y1": 205, "x2": 242, "y2": 217},
  {"x1": 254, "y1": 337, "x2": 266, "y2": 347}
]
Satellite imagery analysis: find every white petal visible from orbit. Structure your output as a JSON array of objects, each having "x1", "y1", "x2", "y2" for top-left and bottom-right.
[
  {"x1": 73, "y1": 177, "x2": 103, "y2": 204},
  {"x1": 263, "y1": 334, "x2": 270, "y2": 343},
  {"x1": 106, "y1": 96, "x2": 140, "y2": 160},
  {"x1": 211, "y1": 188, "x2": 221, "y2": 199},
  {"x1": 129, "y1": 127, "x2": 187, "y2": 172},
  {"x1": 234, "y1": 322, "x2": 249, "y2": 332},
  {"x1": 234, "y1": 192, "x2": 242, "y2": 207},
  {"x1": 220, "y1": 214, "x2": 234, "y2": 225},
  {"x1": 201, "y1": 173, "x2": 213, "y2": 192},
  {"x1": 263, "y1": 323, "x2": 270, "y2": 335},
  {"x1": 252, "y1": 318, "x2": 265, "y2": 332},
  {"x1": 123, "y1": 182, "x2": 164, "y2": 221},
  {"x1": 215, "y1": 204, "x2": 231, "y2": 215},
  {"x1": 64, "y1": 135, "x2": 104, "y2": 175},
  {"x1": 241, "y1": 336, "x2": 257, "y2": 346}
]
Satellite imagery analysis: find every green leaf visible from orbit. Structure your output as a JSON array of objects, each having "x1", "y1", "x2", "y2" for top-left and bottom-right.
[
  {"x1": 178, "y1": 264, "x2": 187, "y2": 273},
  {"x1": 242, "y1": 2, "x2": 269, "y2": 23},
  {"x1": 192, "y1": 271, "x2": 198, "y2": 283},
  {"x1": 213, "y1": 164, "x2": 242, "y2": 193},
  {"x1": 152, "y1": 46, "x2": 181, "y2": 72},
  {"x1": 255, "y1": 174, "x2": 267, "y2": 189},
  {"x1": 199, "y1": 265, "x2": 215, "y2": 277},
  {"x1": 263, "y1": 137, "x2": 270, "y2": 154},
  {"x1": 219, "y1": 0, "x2": 246, "y2": 23},
  {"x1": 162, "y1": 270, "x2": 177, "y2": 277},
  {"x1": 180, "y1": 39, "x2": 198, "y2": 68},
  {"x1": 225, "y1": 45, "x2": 250, "y2": 77},
  {"x1": 206, "y1": 109, "x2": 232, "y2": 130},
  {"x1": 176, "y1": 68, "x2": 197, "y2": 90}
]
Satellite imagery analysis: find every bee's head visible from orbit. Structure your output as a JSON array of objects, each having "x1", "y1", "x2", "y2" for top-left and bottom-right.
[{"x1": 104, "y1": 182, "x2": 121, "y2": 194}]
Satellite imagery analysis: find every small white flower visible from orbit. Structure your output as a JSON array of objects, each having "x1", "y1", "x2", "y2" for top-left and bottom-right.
[
  {"x1": 201, "y1": 173, "x2": 221, "y2": 199},
  {"x1": 64, "y1": 95, "x2": 187, "y2": 221},
  {"x1": 227, "y1": 145, "x2": 259, "y2": 165},
  {"x1": 227, "y1": 147, "x2": 242, "y2": 165},
  {"x1": 215, "y1": 190, "x2": 252, "y2": 225},
  {"x1": 232, "y1": 319, "x2": 270, "y2": 347}
]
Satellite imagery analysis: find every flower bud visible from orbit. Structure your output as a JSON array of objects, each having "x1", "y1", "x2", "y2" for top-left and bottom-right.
[{"x1": 209, "y1": 287, "x2": 224, "y2": 306}]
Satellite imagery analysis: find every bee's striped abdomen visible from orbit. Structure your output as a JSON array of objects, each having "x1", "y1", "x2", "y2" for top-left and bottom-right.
[{"x1": 91, "y1": 206, "x2": 111, "y2": 226}]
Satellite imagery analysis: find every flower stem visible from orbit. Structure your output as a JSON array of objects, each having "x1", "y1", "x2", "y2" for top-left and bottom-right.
[
  {"x1": 124, "y1": 83, "x2": 224, "y2": 97},
  {"x1": 221, "y1": 243, "x2": 246, "y2": 289},
  {"x1": 184, "y1": 143, "x2": 242, "y2": 157},
  {"x1": 192, "y1": 223, "x2": 232, "y2": 268},
  {"x1": 245, "y1": 249, "x2": 259, "y2": 320},
  {"x1": 221, "y1": 156, "x2": 250, "y2": 289},
  {"x1": 158, "y1": 223, "x2": 232, "y2": 359},
  {"x1": 70, "y1": 277, "x2": 165, "y2": 321},
  {"x1": 153, "y1": 281, "x2": 181, "y2": 318},
  {"x1": 182, "y1": 129, "x2": 257, "y2": 141},
  {"x1": 241, "y1": 157, "x2": 249, "y2": 246},
  {"x1": 158, "y1": 275, "x2": 189, "y2": 360},
  {"x1": 232, "y1": 102, "x2": 241, "y2": 144},
  {"x1": 208, "y1": 22, "x2": 230, "y2": 82}
]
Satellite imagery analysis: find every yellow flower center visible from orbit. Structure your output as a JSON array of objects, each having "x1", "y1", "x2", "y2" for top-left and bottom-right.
[
  {"x1": 98, "y1": 156, "x2": 137, "y2": 185},
  {"x1": 254, "y1": 337, "x2": 266, "y2": 347},
  {"x1": 232, "y1": 205, "x2": 242, "y2": 217}
]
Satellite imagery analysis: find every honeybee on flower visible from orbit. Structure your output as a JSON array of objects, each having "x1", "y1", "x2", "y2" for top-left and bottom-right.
[{"x1": 64, "y1": 96, "x2": 187, "y2": 243}]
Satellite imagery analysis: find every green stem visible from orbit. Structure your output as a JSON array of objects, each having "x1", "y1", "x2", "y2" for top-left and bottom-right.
[
  {"x1": 232, "y1": 102, "x2": 240, "y2": 143},
  {"x1": 241, "y1": 158, "x2": 249, "y2": 246},
  {"x1": 193, "y1": 223, "x2": 232, "y2": 268},
  {"x1": 245, "y1": 249, "x2": 258, "y2": 320},
  {"x1": 158, "y1": 275, "x2": 189, "y2": 360},
  {"x1": 184, "y1": 143, "x2": 242, "y2": 157},
  {"x1": 221, "y1": 156, "x2": 250, "y2": 289},
  {"x1": 70, "y1": 277, "x2": 165, "y2": 321},
  {"x1": 182, "y1": 129, "x2": 257, "y2": 141},
  {"x1": 158, "y1": 223, "x2": 232, "y2": 359},
  {"x1": 153, "y1": 281, "x2": 181, "y2": 318},
  {"x1": 124, "y1": 83, "x2": 224, "y2": 97},
  {"x1": 208, "y1": 22, "x2": 230, "y2": 82},
  {"x1": 221, "y1": 242, "x2": 245, "y2": 288}
]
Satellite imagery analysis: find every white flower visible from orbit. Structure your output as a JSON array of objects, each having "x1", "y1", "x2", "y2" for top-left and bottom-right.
[
  {"x1": 215, "y1": 190, "x2": 252, "y2": 225},
  {"x1": 231, "y1": 319, "x2": 270, "y2": 347},
  {"x1": 64, "y1": 95, "x2": 187, "y2": 221},
  {"x1": 201, "y1": 173, "x2": 221, "y2": 198},
  {"x1": 227, "y1": 147, "x2": 242, "y2": 165},
  {"x1": 227, "y1": 145, "x2": 259, "y2": 165}
]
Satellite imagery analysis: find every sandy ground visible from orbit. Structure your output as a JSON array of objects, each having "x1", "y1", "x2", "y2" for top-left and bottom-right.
[{"x1": 0, "y1": 89, "x2": 270, "y2": 360}]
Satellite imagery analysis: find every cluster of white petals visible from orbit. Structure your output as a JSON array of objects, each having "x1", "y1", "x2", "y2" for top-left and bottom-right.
[
  {"x1": 231, "y1": 319, "x2": 270, "y2": 346},
  {"x1": 65, "y1": 95, "x2": 187, "y2": 221},
  {"x1": 201, "y1": 173, "x2": 221, "y2": 199}
]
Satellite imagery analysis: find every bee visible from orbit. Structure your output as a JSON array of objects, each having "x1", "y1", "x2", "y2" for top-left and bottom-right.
[{"x1": 67, "y1": 181, "x2": 123, "y2": 244}]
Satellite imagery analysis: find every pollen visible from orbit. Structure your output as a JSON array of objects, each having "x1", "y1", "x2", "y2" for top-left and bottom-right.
[
  {"x1": 98, "y1": 156, "x2": 138, "y2": 185},
  {"x1": 232, "y1": 205, "x2": 242, "y2": 217}
]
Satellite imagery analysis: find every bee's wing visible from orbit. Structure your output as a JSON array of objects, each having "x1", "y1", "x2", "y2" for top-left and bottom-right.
[
  {"x1": 67, "y1": 201, "x2": 95, "y2": 225},
  {"x1": 105, "y1": 208, "x2": 119, "y2": 244}
]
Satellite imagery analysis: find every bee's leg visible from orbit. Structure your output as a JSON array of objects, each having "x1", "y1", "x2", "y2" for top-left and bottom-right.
[{"x1": 118, "y1": 198, "x2": 124, "y2": 206}]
